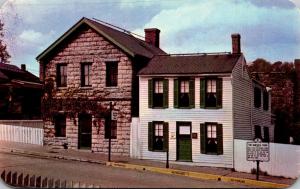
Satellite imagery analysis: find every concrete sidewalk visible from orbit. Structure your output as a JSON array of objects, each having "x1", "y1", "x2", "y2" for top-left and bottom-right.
[{"x1": 0, "y1": 141, "x2": 296, "y2": 188}]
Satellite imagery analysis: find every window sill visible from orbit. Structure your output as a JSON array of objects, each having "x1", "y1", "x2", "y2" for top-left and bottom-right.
[
  {"x1": 202, "y1": 107, "x2": 222, "y2": 109},
  {"x1": 151, "y1": 150, "x2": 166, "y2": 152},
  {"x1": 79, "y1": 86, "x2": 92, "y2": 90},
  {"x1": 204, "y1": 152, "x2": 222, "y2": 155},
  {"x1": 105, "y1": 86, "x2": 119, "y2": 89},
  {"x1": 54, "y1": 136, "x2": 67, "y2": 139},
  {"x1": 57, "y1": 87, "x2": 67, "y2": 90},
  {"x1": 152, "y1": 107, "x2": 168, "y2": 109},
  {"x1": 175, "y1": 107, "x2": 194, "y2": 109}
]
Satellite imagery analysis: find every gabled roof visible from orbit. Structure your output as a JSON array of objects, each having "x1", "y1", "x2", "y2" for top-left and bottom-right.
[
  {"x1": 36, "y1": 17, "x2": 165, "y2": 61},
  {"x1": 0, "y1": 63, "x2": 41, "y2": 84},
  {"x1": 138, "y1": 53, "x2": 241, "y2": 75}
]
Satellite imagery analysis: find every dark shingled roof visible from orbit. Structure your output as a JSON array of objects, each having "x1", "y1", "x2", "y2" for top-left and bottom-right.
[
  {"x1": 37, "y1": 17, "x2": 165, "y2": 61},
  {"x1": 0, "y1": 63, "x2": 41, "y2": 83},
  {"x1": 138, "y1": 53, "x2": 241, "y2": 75},
  {"x1": 87, "y1": 18, "x2": 165, "y2": 58}
]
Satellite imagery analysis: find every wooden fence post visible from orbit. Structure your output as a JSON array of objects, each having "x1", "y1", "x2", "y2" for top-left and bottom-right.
[
  {"x1": 42, "y1": 177, "x2": 48, "y2": 188},
  {"x1": 29, "y1": 175, "x2": 35, "y2": 187},
  {"x1": 6, "y1": 171, "x2": 11, "y2": 185},
  {"x1": 48, "y1": 178, "x2": 53, "y2": 188},
  {"x1": 17, "y1": 173, "x2": 23, "y2": 186},
  {"x1": 61, "y1": 180, "x2": 66, "y2": 188},
  {"x1": 36, "y1": 176, "x2": 41, "y2": 187},
  {"x1": 24, "y1": 174, "x2": 29, "y2": 187},
  {"x1": 12, "y1": 172, "x2": 17, "y2": 186},
  {"x1": 55, "y1": 179, "x2": 60, "y2": 188},
  {"x1": 1, "y1": 170, "x2": 5, "y2": 182}
]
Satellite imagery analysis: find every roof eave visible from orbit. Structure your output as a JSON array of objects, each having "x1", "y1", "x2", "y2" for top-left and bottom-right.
[{"x1": 36, "y1": 17, "x2": 136, "y2": 62}]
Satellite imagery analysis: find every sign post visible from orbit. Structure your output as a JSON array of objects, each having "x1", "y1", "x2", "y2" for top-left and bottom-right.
[
  {"x1": 108, "y1": 102, "x2": 112, "y2": 162},
  {"x1": 246, "y1": 138, "x2": 270, "y2": 180}
]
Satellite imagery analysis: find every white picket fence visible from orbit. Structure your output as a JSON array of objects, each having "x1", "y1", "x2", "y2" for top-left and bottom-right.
[
  {"x1": 0, "y1": 120, "x2": 43, "y2": 145},
  {"x1": 234, "y1": 139, "x2": 300, "y2": 179}
]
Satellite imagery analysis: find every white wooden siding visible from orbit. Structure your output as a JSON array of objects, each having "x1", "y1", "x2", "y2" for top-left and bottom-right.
[
  {"x1": 252, "y1": 83, "x2": 274, "y2": 142},
  {"x1": 139, "y1": 76, "x2": 234, "y2": 168},
  {"x1": 232, "y1": 56, "x2": 253, "y2": 140},
  {"x1": 0, "y1": 120, "x2": 44, "y2": 145}
]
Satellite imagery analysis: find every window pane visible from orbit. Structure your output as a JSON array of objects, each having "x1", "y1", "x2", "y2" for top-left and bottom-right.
[
  {"x1": 180, "y1": 81, "x2": 189, "y2": 93},
  {"x1": 212, "y1": 80, "x2": 216, "y2": 93},
  {"x1": 155, "y1": 81, "x2": 163, "y2": 93}
]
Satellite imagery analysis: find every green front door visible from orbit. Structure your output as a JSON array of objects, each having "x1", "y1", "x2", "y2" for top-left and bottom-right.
[{"x1": 177, "y1": 122, "x2": 192, "y2": 161}]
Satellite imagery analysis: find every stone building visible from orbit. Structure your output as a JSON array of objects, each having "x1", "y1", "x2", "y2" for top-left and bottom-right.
[{"x1": 36, "y1": 17, "x2": 165, "y2": 155}]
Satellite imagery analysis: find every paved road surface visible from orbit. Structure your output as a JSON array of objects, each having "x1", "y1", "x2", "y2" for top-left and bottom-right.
[{"x1": 0, "y1": 152, "x2": 251, "y2": 188}]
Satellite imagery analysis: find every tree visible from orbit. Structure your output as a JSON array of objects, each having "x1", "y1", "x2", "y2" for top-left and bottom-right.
[{"x1": 0, "y1": 19, "x2": 10, "y2": 64}]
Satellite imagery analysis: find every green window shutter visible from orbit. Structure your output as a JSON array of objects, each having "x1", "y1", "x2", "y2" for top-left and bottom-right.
[
  {"x1": 200, "y1": 79, "x2": 206, "y2": 108},
  {"x1": 148, "y1": 122, "x2": 154, "y2": 151},
  {"x1": 163, "y1": 122, "x2": 169, "y2": 152},
  {"x1": 217, "y1": 124, "x2": 223, "y2": 155},
  {"x1": 163, "y1": 79, "x2": 169, "y2": 108},
  {"x1": 189, "y1": 79, "x2": 195, "y2": 108},
  {"x1": 200, "y1": 123, "x2": 206, "y2": 154},
  {"x1": 216, "y1": 78, "x2": 223, "y2": 109},
  {"x1": 174, "y1": 79, "x2": 179, "y2": 108},
  {"x1": 148, "y1": 79, "x2": 153, "y2": 108}
]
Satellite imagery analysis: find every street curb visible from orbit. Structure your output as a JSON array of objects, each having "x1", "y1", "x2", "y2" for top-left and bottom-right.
[
  {"x1": 0, "y1": 148, "x2": 290, "y2": 188},
  {"x1": 106, "y1": 162, "x2": 290, "y2": 188}
]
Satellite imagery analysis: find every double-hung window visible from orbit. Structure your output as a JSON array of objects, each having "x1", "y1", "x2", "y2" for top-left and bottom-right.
[
  {"x1": 81, "y1": 63, "x2": 92, "y2": 87},
  {"x1": 57, "y1": 64, "x2": 67, "y2": 87},
  {"x1": 263, "y1": 91, "x2": 269, "y2": 111},
  {"x1": 263, "y1": 127, "x2": 269, "y2": 142},
  {"x1": 174, "y1": 79, "x2": 195, "y2": 108},
  {"x1": 206, "y1": 79, "x2": 217, "y2": 107},
  {"x1": 54, "y1": 114, "x2": 66, "y2": 137},
  {"x1": 148, "y1": 122, "x2": 169, "y2": 151},
  {"x1": 254, "y1": 125, "x2": 262, "y2": 139},
  {"x1": 200, "y1": 78, "x2": 222, "y2": 108},
  {"x1": 200, "y1": 123, "x2": 223, "y2": 155},
  {"x1": 106, "y1": 62, "x2": 118, "y2": 87},
  {"x1": 179, "y1": 80, "x2": 190, "y2": 107},
  {"x1": 153, "y1": 80, "x2": 164, "y2": 107},
  {"x1": 148, "y1": 79, "x2": 168, "y2": 108},
  {"x1": 254, "y1": 87, "x2": 261, "y2": 108}
]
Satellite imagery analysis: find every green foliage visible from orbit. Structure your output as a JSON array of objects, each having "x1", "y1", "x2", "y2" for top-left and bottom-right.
[
  {"x1": 42, "y1": 78, "x2": 110, "y2": 123},
  {"x1": 0, "y1": 20, "x2": 10, "y2": 64}
]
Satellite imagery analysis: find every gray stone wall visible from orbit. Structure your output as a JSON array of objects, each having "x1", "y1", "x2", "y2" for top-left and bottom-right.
[{"x1": 43, "y1": 25, "x2": 132, "y2": 156}]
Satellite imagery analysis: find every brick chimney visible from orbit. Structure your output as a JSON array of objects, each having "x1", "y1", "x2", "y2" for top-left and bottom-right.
[
  {"x1": 231, "y1": 33, "x2": 241, "y2": 54},
  {"x1": 144, "y1": 28, "x2": 160, "y2": 48},
  {"x1": 21, "y1": 64, "x2": 26, "y2": 71}
]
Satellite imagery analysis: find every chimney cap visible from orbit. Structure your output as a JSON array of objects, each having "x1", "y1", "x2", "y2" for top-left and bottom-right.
[
  {"x1": 144, "y1": 28, "x2": 160, "y2": 32},
  {"x1": 231, "y1": 33, "x2": 241, "y2": 37}
]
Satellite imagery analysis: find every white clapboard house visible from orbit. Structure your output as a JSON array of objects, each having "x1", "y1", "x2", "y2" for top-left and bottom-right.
[{"x1": 130, "y1": 34, "x2": 274, "y2": 168}]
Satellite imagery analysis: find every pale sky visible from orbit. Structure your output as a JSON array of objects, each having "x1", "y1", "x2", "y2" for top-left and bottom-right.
[{"x1": 0, "y1": 0, "x2": 300, "y2": 76}]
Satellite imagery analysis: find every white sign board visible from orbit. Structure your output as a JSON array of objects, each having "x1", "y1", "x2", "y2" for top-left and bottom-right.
[
  {"x1": 247, "y1": 142, "x2": 270, "y2": 162},
  {"x1": 179, "y1": 126, "x2": 190, "y2": 135},
  {"x1": 111, "y1": 111, "x2": 117, "y2": 120}
]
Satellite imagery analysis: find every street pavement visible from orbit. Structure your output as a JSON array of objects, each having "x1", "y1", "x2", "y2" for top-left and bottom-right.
[
  {"x1": 0, "y1": 152, "x2": 250, "y2": 188},
  {"x1": 0, "y1": 141, "x2": 296, "y2": 188}
]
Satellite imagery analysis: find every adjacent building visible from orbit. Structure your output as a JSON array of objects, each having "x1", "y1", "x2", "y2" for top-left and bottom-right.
[
  {"x1": 131, "y1": 34, "x2": 273, "y2": 168},
  {"x1": 0, "y1": 63, "x2": 42, "y2": 119},
  {"x1": 36, "y1": 17, "x2": 164, "y2": 155}
]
